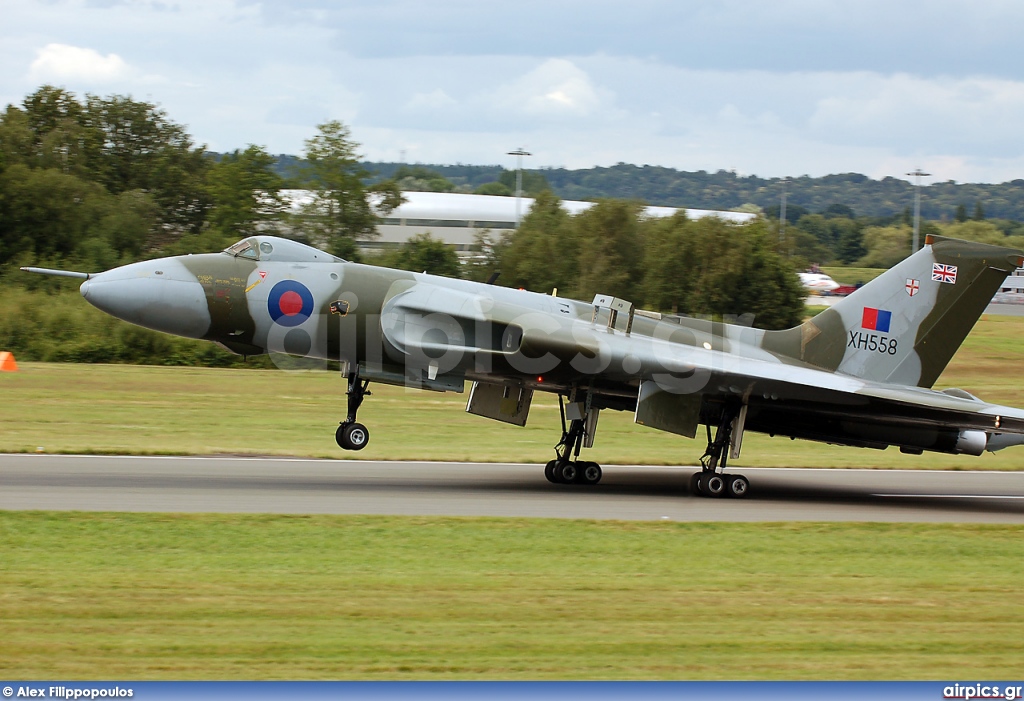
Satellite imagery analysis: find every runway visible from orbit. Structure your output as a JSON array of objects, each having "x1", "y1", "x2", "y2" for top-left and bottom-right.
[{"x1": 1, "y1": 454, "x2": 1023, "y2": 522}]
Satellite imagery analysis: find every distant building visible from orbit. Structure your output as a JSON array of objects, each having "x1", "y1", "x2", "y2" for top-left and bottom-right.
[{"x1": 282, "y1": 190, "x2": 757, "y2": 254}]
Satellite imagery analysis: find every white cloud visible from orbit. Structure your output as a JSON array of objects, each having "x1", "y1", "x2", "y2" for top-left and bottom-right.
[
  {"x1": 489, "y1": 59, "x2": 607, "y2": 118},
  {"x1": 28, "y1": 43, "x2": 130, "y2": 83},
  {"x1": 405, "y1": 88, "x2": 457, "y2": 112},
  {"x1": 5, "y1": 1, "x2": 1024, "y2": 182}
]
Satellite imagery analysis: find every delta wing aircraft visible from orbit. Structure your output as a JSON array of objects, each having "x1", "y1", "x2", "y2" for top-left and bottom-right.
[{"x1": 23, "y1": 233, "x2": 1024, "y2": 498}]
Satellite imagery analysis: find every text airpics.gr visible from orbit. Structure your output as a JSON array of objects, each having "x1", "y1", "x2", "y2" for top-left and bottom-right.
[{"x1": 943, "y1": 683, "x2": 1024, "y2": 700}]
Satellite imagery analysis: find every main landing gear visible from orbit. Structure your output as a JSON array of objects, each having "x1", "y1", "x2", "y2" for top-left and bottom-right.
[
  {"x1": 544, "y1": 393, "x2": 603, "y2": 486},
  {"x1": 691, "y1": 406, "x2": 749, "y2": 498},
  {"x1": 336, "y1": 369, "x2": 371, "y2": 451}
]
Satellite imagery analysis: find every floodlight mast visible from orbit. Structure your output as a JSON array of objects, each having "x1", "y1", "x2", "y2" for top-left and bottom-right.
[
  {"x1": 779, "y1": 176, "x2": 790, "y2": 242},
  {"x1": 908, "y1": 168, "x2": 932, "y2": 252},
  {"x1": 508, "y1": 147, "x2": 532, "y2": 227}
]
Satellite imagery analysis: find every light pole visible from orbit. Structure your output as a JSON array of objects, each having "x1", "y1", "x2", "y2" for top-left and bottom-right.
[
  {"x1": 779, "y1": 177, "x2": 790, "y2": 242},
  {"x1": 507, "y1": 147, "x2": 531, "y2": 227},
  {"x1": 907, "y1": 168, "x2": 931, "y2": 252}
]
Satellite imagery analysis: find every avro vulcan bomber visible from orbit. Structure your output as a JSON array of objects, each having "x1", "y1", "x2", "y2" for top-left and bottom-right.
[{"x1": 24, "y1": 234, "x2": 1024, "y2": 497}]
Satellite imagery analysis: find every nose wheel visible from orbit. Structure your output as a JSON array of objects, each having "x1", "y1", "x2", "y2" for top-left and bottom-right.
[
  {"x1": 337, "y1": 421, "x2": 369, "y2": 450},
  {"x1": 336, "y1": 369, "x2": 371, "y2": 451}
]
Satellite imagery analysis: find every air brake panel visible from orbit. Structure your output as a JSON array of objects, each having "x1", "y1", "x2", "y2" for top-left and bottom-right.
[{"x1": 466, "y1": 381, "x2": 534, "y2": 426}]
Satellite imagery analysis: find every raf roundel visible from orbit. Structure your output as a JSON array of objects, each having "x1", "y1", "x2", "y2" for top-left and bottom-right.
[{"x1": 268, "y1": 280, "x2": 315, "y2": 327}]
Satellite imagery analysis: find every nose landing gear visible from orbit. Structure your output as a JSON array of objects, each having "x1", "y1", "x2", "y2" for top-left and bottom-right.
[{"x1": 337, "y1": 369, "x2": 371, "y2": 451}]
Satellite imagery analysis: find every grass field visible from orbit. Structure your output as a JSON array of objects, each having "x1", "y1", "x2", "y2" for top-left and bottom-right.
[
  {"x1": 1, "y1": 512, "x2": 1022, "y2": 680},
  {"x1": 2, "y1": 314, "x2": 1024, "y2": 468},
  {"x1": 820, "y1": 266, "x2": 886, "y2": 285}
]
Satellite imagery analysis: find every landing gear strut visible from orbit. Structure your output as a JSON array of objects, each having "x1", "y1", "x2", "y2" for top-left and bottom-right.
[
  {"x1": 691, "y1": 404, "x2": 749, "y2": 498},
  {"x1": 544, "y1": 392, "x2": 602, "y2": 486},
  {"x1": 336, "y1": 368, "x2": 371, "y2": 451}
]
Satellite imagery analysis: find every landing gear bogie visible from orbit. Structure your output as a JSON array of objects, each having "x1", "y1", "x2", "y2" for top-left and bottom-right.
[{"x1": 542, "y1": 391, "x2": 604, "y2": 487}]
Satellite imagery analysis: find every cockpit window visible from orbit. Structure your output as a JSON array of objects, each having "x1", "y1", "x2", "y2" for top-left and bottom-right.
[
  {"x1": 225, "y1": 239, "x2": 259, "y2": 260},
  {"x1": 224, "y1": 236, "x2": 344, "y2": 263}
]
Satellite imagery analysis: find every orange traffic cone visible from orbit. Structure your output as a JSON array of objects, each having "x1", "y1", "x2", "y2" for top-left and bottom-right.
[{"x1": 0, "y1": 351, "x2": 18, "y2": 372}]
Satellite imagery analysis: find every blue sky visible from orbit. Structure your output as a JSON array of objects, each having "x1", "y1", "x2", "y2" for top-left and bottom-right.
[{"x1": 3, "y1": 0, "x2": 1023, "y2": 183}]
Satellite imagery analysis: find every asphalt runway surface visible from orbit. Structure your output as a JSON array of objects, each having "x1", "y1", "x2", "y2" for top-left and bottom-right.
[{"x1": 2, "y1": 454, "x2": 1023, "y2": 522}]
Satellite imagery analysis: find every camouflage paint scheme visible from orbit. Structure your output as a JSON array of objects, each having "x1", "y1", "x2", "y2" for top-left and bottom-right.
[{"x1": 41, "y1": 233, "x2": 1024, "y2": 459}]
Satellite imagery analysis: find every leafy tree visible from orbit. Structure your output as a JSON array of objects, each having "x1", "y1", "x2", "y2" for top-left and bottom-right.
[
  {"x1": 0, "y1": 105, "x2": 34, "y2": 173},
  {"x1": 498, "y1": 190, "x2": 576, "y2": 294},
  {"x1": 822, "y1": 203, "x2": 856, "y2": 219},
  {"x1": 20, "y1": 86, "x2": 90, "y2": 175},
  {"x1": 641, "y1": 212, "x2": 696, "y2": 313},
  {"x1": 764, "y1": 203, "x2": 809, "y2": 225},
  {"x1": 973, "y1": 200, "x2": 986, "y2": 221},
  {"x1": 206, "y1": 145, "x2": 286, "y2": 240},
  {"x1": 573, "y1": 199, "x2": 645, "y2": 303},
  {"x1": 497, "y1": 169, "x2": 550, "y2": 196},
  {"x1": 474, "y1": 181, "x2": 512, "y2": 196},
  {"x1": 857, "y1": 225, "x2": 912, "y2": 268},
  {"x1": 955, "y1": 203, "x2": 968, "y2": 223},
  {"x1": 393, "y1": 166, "x2": 457, "y2": 193},
  {"x1": 642, "y1": 216, "x2": 802, "y2": 328},
  {"x1": 382, "y1": 233, "x2": 462, "y2": 277},
  {"x1": 937, "y1": 220, "x2": 1005, "y2": 245},
  {"x1": 461, "y1": 230, "x2": 507, "y2": 283},
  {"x1": 299, "y1": 120, "x2": 404, "y2": 260},
  {"x1": 835, "y1": 221, "x2": 866, "y2": 264},
  {"x1": 81, "y1": 94, "x2": 211, "y2": 232},
  {"x1": 0, "y1": 163, "x2": 160, "y2": 272}
]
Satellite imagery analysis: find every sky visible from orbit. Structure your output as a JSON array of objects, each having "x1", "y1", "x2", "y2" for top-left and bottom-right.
[{"x1": 3, "y1": 0, "x2": 1024, "y2": 184}]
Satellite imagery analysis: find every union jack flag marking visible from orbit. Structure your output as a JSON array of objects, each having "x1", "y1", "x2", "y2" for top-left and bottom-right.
[
  {"x1": 906, "y1": 278, "x2": 920, "y2": 296},
  {"x1": 932, "y1": 263, "x2": 957, "y2": 284}
]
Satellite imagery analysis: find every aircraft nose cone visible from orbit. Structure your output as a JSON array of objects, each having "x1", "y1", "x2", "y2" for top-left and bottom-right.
[{"x1": 80, "y1": 259, "x2": 211, "y2": 339}]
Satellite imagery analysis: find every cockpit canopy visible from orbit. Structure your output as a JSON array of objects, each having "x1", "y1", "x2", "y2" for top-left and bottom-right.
[{"x1": 224, "y1": 236, "x2": 343, "y2": 263}]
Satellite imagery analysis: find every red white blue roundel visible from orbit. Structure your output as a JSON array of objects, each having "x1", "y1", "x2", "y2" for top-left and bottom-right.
[{"x1": 268, "y1": 280, "x2": 314, "y2": 327}]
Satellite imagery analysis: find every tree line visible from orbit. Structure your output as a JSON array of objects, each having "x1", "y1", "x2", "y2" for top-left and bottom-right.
[
  {"x1": 357, "y1": 161, "x2": 1024, "y2": 222},
  {"x1": 0, "y1": 86, "x2": 403, "y2": 278},
  {"x1": 7, "y1": 84, "x2": 1016, "y2": 367}
]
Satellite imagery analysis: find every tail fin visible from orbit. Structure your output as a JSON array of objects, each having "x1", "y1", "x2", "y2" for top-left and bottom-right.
[{"x1": 763, "y1": 236, "x2": 1023, "y2": 388}]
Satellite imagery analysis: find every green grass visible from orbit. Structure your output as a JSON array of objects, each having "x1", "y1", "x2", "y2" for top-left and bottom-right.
[
  {"x1": 820, "y1": 266, "x2": 886, "y2": 285},
  {"x1": 3, "y1": 314, "x2": 1024, "y2": 468},
  {"x1": 1, "y1": 512, "x2": 1021, "y2": 679}
]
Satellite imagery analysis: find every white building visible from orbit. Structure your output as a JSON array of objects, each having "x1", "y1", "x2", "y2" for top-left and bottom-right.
[{"x1": 283, "y1": 190, "x2": 757, "y2": 254}]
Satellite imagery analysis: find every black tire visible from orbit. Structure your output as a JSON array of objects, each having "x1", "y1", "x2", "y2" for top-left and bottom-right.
[
  {"x1": 727, "y1": 474, "x2": 750, "y2": 499},
  {"x1": 544, "y1": 460, "x2": 559, "y2": 484},
  {"x1": 339, "y1": 422, "x2": 369, "y2": 451},
  {"x1": 701, "y1": 473, "x2": 726, "y2": 497},
  {"x1": 335, "y1": 422, "x2": 349, "y2": 449},
  {"x1": 580, "y1": 461, "x2": 602, "y2": 485},
  {"x1": 690, "y1": 472, "x2": 704, "y2": 497},
  {"x1": 557, "y1": 460, "x2": 578, "y2": 484}
]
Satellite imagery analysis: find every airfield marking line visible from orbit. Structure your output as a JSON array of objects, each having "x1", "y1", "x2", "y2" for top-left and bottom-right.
[
  {"x1": 2, "y1": 454, "x2": 1024, "y2": 477},
  {"x1": 873, "y1": 493, "x2": 1024, "y2": 500}
]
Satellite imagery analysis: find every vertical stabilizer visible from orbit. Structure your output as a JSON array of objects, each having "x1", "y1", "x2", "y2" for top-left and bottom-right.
[{"x1": 763, "y1": 236, "x2": 1023, "y2": 387}]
